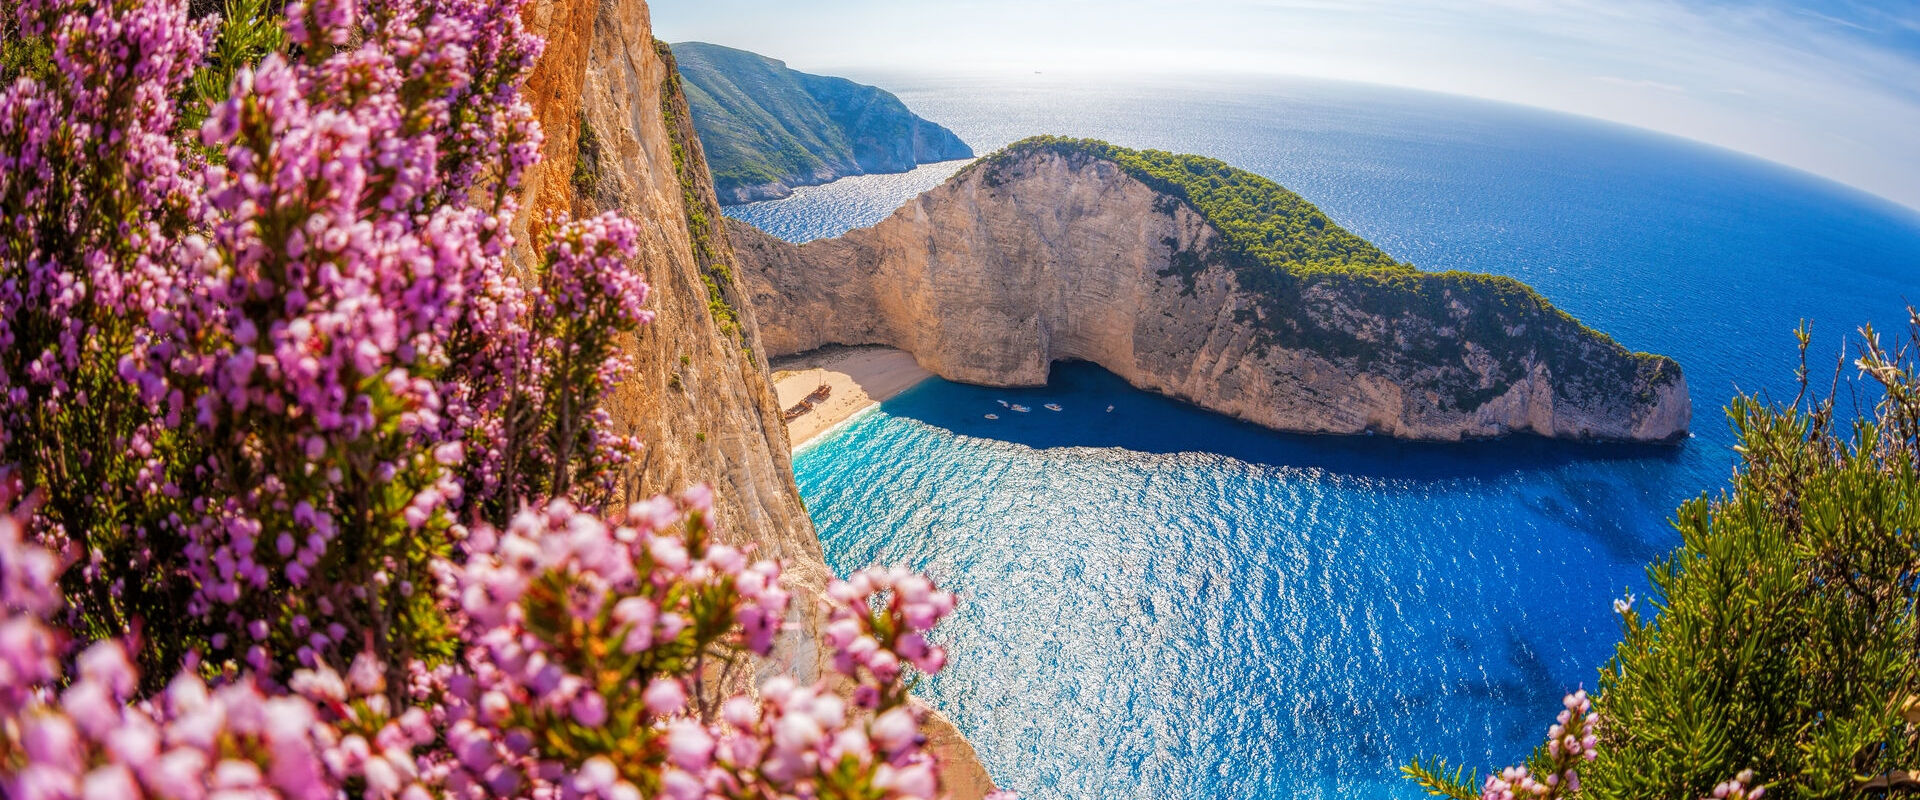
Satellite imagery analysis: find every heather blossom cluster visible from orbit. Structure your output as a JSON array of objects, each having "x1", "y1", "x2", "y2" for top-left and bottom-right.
[
  {"x1": 0, "y1": 0, "x2": 981, "y2": 797},
  {"x1": 152, "y1": 0, "x2": 569, "y2": 676},
  {"x1": 0, "y1": 489, "x2": 335, "y2": 800},
  {"x1": 1709, "y1": 770, "x2": 1764, "y2": 800},
  {"x1": 1459, "y1": 689, "x2": 1767, "y2": 800},
  {"x1": 1480, "y1": 691, "x2": 1598, "y2": 800},
  {"x1": 1, "y1": 484, "x2": 977, "y2": 800},
  {"x1": 824, "y1": 568, "x2": 957, "y2": 710},
  {"x1": 411, "y1": 496, "x2": 969, "y2": 800},
  {"x1": 1, "y1": 0, "x2": 656, "y2": 678}
]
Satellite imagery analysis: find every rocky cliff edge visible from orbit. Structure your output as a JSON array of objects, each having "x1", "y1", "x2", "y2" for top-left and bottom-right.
[
  {"x1": 511, "y1": 0, "x2": 995, "y2": 796},
  {"x1": 733, "y1": 137, "x2": 1690, "y2": 443}
]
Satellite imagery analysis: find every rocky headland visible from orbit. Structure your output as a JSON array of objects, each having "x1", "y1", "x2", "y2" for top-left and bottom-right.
[
  {"x1": 670, "y1": 42, "x2": 974, "y2": 204},
  {"x1": 733, "y1": 136, "x2": 1690, "y2": 443}
]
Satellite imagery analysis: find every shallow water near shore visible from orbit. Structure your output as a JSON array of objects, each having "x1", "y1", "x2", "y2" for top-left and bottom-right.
[{"x1": 749, "y1": 73, "x2": 1920, "y2": 798}]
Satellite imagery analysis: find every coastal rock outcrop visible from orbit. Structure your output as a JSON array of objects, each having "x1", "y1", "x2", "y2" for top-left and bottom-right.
[
  {"x1": 670, "y1": 42, "x2": 973, "y2": 204},
  {"x1": 512, "y1": 1, "x2": 995, "y2": 796},
  {"x1": 733, "y1": 138, "x2": 1690, "y2": 443}
]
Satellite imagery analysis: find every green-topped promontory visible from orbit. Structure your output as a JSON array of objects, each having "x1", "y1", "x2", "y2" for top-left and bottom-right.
[
  {"x1": 731, "y1": 136, "x2": 1691, "y2": 443},
  {"x1": 964, "y1": 136, "x2": 1403, "y2": 275},
  {"x1": 965, "y1": 136, "x2": 1683, "y2": 414}
]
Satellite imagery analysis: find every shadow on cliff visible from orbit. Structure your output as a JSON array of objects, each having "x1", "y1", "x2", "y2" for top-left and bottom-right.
[{"x1": 876, "y1": 361, "x2": 1688, "y2": 483}]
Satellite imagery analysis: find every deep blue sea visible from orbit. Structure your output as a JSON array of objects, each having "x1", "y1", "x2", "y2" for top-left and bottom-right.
[{"x1": 726, "y1": 73, "x2": 1920, "y2": 799}]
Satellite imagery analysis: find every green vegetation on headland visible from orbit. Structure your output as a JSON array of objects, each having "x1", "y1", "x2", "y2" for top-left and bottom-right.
[
  {"x1": 669, "y1": 42, "x2": 973, "y2": 204},
  {"x1": 966, "y1": 136, "x2": 1681, "y2": 415},
  {"x1": 1410, "y1": 322, "x2": 1920, "y2": 799}
]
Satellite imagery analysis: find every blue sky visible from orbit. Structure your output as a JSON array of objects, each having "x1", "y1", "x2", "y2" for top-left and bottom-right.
[{"x1": 652, "y1": 0, "x2": 1920, "y2": 211}]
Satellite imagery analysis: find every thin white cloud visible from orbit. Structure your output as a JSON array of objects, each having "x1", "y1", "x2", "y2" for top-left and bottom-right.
[
  {"x1": 652, "y1": 0, "x2": 1920, "y2": 210},
  {"x1": 1593, "y1": 76, "x2": 1690, "y2": 94}
]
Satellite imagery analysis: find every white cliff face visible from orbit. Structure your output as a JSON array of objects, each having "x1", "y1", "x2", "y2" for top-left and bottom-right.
[
  {"x1": 733, "y1": 150, "x2": 1691, "y2": 443},
  {"x1": 511, "y1": 2, "x2": 999, "y2": 797}
]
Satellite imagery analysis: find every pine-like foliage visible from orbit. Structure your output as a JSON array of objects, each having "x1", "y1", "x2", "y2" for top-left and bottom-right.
[
  {"x1": 1585, "y1": 317, "x2": 1920, "y2": 799},
  {"x1": 1410, "y1": 314, "x2": 1920, "y2": 800}
]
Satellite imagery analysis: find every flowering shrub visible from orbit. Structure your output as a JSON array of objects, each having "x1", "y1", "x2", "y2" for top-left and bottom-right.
[
  {"x1": 1473, "y1": 691, "x2": 1598, "y2": 800},
  {"x1": 0, "y1": 486, "x2": 973, "y2": 799},
  {"x1": 1406, "y1": 320, "x2": 1920, "y2": 800},
  {"x1": 0, "y1": 0, "x2": 987, "y2": 798}
]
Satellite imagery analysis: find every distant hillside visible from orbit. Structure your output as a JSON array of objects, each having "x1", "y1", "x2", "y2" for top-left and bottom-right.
[{"x1": 669, "y1": 42, "x2": 974, "y2": 204}]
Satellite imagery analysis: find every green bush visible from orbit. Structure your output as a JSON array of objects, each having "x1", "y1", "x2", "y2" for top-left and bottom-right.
[
  {"x1": 1410, "y1": 318, "x2": 1920, "y2": 799},
  {"x1": 180, "y1": 0, "x2": 285, "y2": 138},
  {"x1": 572, "y1": 111, "x2": 603, "y2": 192}
]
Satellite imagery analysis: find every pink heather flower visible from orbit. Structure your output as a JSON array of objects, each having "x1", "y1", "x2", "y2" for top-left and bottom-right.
[
  {"x1": 75, "y1": 643, "x2": 136, "y2": 700},
  {"x1": 347, "y1": 652, "x2": 385, "y2": 696},
  {"x1": 664, "y1": 720, "x2": 714, "y2": 771},
  {"x1": 773, "y1": 709, "x2": 825, "y2": 753},
  {"x1": 81, "y1": 764, "x2": 140, "y2": 800},
  {"x1": 573, "y1": 757, "x2": 618, "y2": 794},
  {"x1": 20, "y1": 715, "x2": 81, "y2": 771},
  {"x1": 611, "y1": 596, "x2": 656, "y2": 653},
  {"x1": 1481, "y1": 690, "x2": 1600, "y2": 800},
  {"x1": 722, "y1": 696, "x2": 758, "y2": 728},
  {"x1": 1710, "y1": 769, "x2": 1765, "y2": 800},
  {"x1": 874, "y1": 761, "x2": 938, "y2": 799},
  {"x1": 649, "y1": 537, "x2": 690, "y2": 574},
  {"x1": 643, "y1": 678, "x2": 687, "y2": 717},
  {"x1": 570, "y1": 692, "x2": 607, "y2": 727},
  {"x1": 825, "y1": 618, "x2": 861, "y2": 649},
  {"x1": 144, "y1": 749, "x2": 208, "y2": 798},
  {"x1": 681, "y1": 484, "x2": 714, "y2": 513},
  {"x1": 659, "y1": 768, "x2": 703, "y2": 800},
  {"x1": 61, "y1": 681, "x2": 123, "y2": 738},
  {"x1": 870, "y1": 708, "x2": 920, "y2": 754}
]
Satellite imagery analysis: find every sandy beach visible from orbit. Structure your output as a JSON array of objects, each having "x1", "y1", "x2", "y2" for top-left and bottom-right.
[{"x1": 772, "y1": 346, "x2": 933, "y2": 447}]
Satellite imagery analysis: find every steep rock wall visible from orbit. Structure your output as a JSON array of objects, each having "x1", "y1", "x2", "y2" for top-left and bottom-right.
[
  {"x1": 512, "y1": 0, "x2": 994, "y2": 796},
  {"x1": 733, "y1": 150, "x2": 1691, "y2": 443},
  {"x1": 516, "y1": 0, "x2": 825, "y2": 673}
]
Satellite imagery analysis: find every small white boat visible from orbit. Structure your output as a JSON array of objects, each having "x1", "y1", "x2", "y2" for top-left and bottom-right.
[
  {"x1": 997, "y1": 399, "x2": 1009, "y2": 407},
  {"x1": 984, "y1": 413, "x2": 999, "y2": 420},
  {"x1": 1106, "y1": 405, "x2": 1115, "y2": 412},
  {"x1": 1010, "y1": 404, "x2": 1030, "y2": 413},
  {"x1": 1044, "y1": 403, "x2": 1062, "y2": 412}
]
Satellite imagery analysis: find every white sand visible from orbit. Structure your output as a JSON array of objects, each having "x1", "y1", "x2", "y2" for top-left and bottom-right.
[{"x1": 772, "y1": 346, "x2": 932, "y2": 446}]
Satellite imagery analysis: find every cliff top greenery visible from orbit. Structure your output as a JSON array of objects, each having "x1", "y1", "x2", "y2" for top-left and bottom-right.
[
  {"x1": 966, "y1": 136, "x2": 1682, "y2": 414},
  {"x1": 966, "y1": 135, "x2": 1407, "y2": 278}
]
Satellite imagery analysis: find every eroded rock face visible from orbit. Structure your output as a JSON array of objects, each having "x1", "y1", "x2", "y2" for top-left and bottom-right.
[
  {"x1": 733, "y1": 150, "x2": 1691, "y2": 443},
  {"x1": 515, "y1": 0, "x2": 829, "y2": 674},
  {"x1": 512, "y1": 1, "x2": 995, "y2": 797}
]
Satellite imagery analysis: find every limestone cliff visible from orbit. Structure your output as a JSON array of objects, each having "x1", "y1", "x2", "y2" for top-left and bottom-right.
[
  {"x1": 511, "y1": 0, "x2": 994, "y2": 796},
  {"x1": 514, "y1": 0, "x2": 826, "y2": 674},
  {"x1": 733, "y1": 138, "x2": 1691, "y2": 443}
]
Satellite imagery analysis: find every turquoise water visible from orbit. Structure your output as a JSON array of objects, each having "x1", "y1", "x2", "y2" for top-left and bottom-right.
[{"x1": 736, "y1": 74, "x2": 1920, "y2": 798}]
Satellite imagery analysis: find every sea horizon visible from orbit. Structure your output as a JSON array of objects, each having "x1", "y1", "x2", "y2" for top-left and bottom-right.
[{"x1": 733, "y1": 67, "x2": 1920, "y2": 224}]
